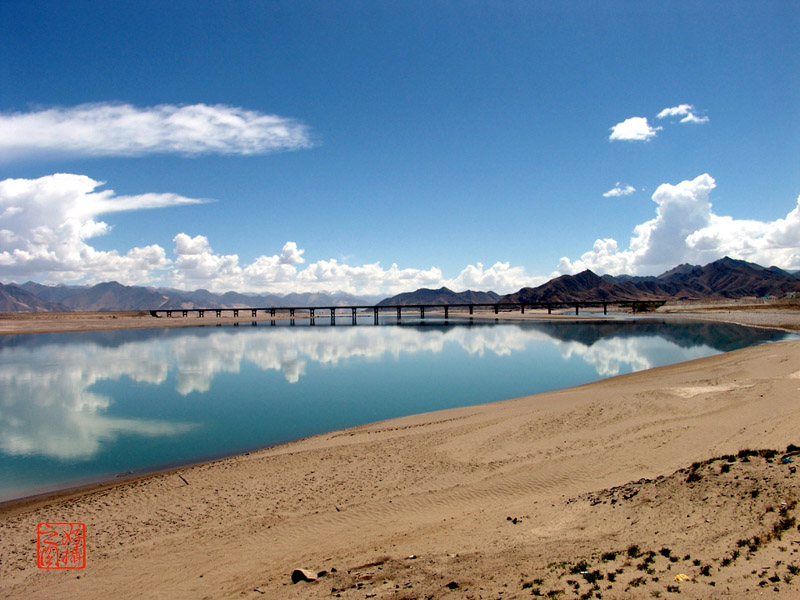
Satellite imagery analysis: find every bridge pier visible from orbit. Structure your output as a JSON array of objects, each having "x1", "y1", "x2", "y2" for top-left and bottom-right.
[
  {"x1": 233, "y1": 309, "x2": 239, "y2": 317},
  {"x1": 494, "y1": 304, "x2": 498, "y2": 314},
  {"x1": 420, "y1": 306, "x2": 425, "y2": 318},
  {"x1": 575, "y1": 303, "x2": 579, "y2": 315},
  {"x1": 469, "y1": 305, "x2": 474, "y2": 315},
  {"x1": 290, "y1": 308, "x2": 295, "y2": 317},
  {"x1": 182, "y1": 310, "x2": 188, "y2": 317},
  {"x1": 373, "y1": 307, "x2": 379, "y2": 325},
  {"x1": 270, "y1": 308, "x2": 276, "y2": 317},
  {"x1": 198, "y1": 310, "x2": 204, "y2": 317},
  {"x1": 251, "y1": 309, "x2": 257, "y2": 317},
  {"x1": 547, "y1": 304, "x2": 552, "y2": 315},
  {"x1": 444, "y1": 306, "x2": 449, "y2": 319},
  {"x1": 603, "y1": 302, "x2": 607, "y2": 315},
  {"x1": 521, "y1": 304, "x2": 525, "y2": 314},
  {"x1": 309, "y1": 308, "x2": 315, "y2": 318},
  {"x1": 397, "y1": 307, "x2": 401, "y2": 320},
  {"x1": 166, "y1": 310, "x2": 172, "y2": 317},
  {"x1": 215, "y1": 310, "x2": 221, "y2": 317}
]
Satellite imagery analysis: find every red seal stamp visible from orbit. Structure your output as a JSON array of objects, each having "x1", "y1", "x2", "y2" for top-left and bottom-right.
[{"x1": 37, "y1": 522, "x2": 86, "y2": 569}]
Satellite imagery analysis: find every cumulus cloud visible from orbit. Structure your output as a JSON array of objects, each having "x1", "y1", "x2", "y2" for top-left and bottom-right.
[
  {"x1": 0, "y1": 103, "x2": 313, "y2": 160},
  {"x1": 444, "y1": 262, "x2": 547, "y2": 293},
  {"x1": 0, "y1": 174, "x2": 542, "y2": 294},
  {"x1": 0, "y1": 174, "x2": 205, "y2": 283},
  {"x1": 657, "y1": 104, "x2": 709, "y2": 124},
  {"x1": 556, "y1": 173, "x2": 800, "y2": 276},
  {"x1": 609, "y1": 117, "x2": 661, "y2": 141},
  {"x1": 603, "y1": 183, "x2": 637, "y2": 198}
]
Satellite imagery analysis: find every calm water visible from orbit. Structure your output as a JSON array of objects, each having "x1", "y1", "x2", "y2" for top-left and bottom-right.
[{"x1": 0, "y1": 317, "x2": 792, "y2": 501}]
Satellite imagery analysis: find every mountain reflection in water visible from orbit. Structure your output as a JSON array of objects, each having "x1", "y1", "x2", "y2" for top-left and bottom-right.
[{"x1": 0, "y1": 318, "x2": 791, "y2": 500}]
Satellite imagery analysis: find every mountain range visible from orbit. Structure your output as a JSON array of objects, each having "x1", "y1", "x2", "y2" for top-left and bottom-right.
[
  {"x1": 2, "y1": 257, "x2": 799, "y2": 313},
  {"x1": 502, "y1": 257, "x2": 800, "y2": 304},
  {"x1": 0, "y1": 281, "x2": 384, "y2": 313}
]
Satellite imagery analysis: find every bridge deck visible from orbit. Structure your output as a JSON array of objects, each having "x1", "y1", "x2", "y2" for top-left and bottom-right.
[{"x1": 149, "y1": 300, "x2": 666, "y2": 321}]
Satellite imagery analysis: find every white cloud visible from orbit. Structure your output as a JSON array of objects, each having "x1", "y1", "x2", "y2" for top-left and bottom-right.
[
  {"x1": 0, "y1": 174, "x2": 204, "y2": 283},
  {"x1": 0, "y1": 176, "x2": 541, "y2": 294},
  {"x1": 444, "y1": 261, "x2": 547, "y2": 293},
  {"x1": 657, "y1": 104, "x2": 709, "y2": 124},
  {"x1": 603, "y1": 183, "x2": 637, "y2": 197},
  {"x1": 0, "y1": 103, "x2": 313, "y2": 160},
  {"x1": 609, "y1": 117, "x2": 661, "y2": 141},
  {"x1": 556, "y1": 173, "x2": 800, "y2": 276},
  {"x1": 279, "y1": 241, "x2": 305, "y2": 265}
]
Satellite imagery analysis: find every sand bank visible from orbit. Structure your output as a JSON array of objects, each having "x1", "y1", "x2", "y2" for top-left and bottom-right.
[{"x1": 1, "y1": 309, "x2": 800, "y2": 599}]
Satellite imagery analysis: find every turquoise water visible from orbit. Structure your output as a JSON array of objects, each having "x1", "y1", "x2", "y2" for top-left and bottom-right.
[{"x1": 0, "y1": 317, "x2": 791, "y2": 501}]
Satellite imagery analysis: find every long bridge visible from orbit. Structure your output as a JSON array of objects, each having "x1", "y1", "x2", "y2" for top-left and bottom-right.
[{"x1": 149, "y1": 300, "x2": 665, "y2": 324}]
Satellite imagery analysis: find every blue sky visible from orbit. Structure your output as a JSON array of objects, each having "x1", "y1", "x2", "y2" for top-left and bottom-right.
[{"x1": 1, "y1": 1, "x2": 798, "y2": 295}]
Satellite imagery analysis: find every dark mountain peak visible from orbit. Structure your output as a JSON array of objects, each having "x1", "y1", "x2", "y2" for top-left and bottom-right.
[
  {"x1": 658, "y1": 263, "x2": 699, "y2": 279},
  {"x1": 378, "y1": 287, "x2": 499, "y2": 306}
]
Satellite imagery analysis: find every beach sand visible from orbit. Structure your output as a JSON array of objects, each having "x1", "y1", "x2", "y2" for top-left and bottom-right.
[{"x1": 1, "y1": 307, "x2": 800, "y2": 599}]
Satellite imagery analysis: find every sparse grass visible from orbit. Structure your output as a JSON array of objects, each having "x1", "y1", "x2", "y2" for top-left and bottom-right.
[
  {"x1": 570, "y1": 560, "x2": 590, "y2": 574},
  {"x1": 582, "y1": 570, "x2": 604, "y2": 584},
  {"x1": 600, "y1": 551, "x2": 618, "y2": 562},
  {"x1": 627, "y1": 576, "x2": 646, "y2": 588}
]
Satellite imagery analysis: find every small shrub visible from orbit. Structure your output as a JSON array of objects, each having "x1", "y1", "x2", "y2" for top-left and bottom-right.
[
  {"x1": 600, "y1": 551, "x2": 618, "y2": 562},
  {"x1": 659, "y1": 547, "x2": 672, "y2": 558},
  {"x1": 583, "y1": 570, "x2": 604, "y2": 584},
  {"x1": 571, "y1": 560, "x2": 590, "y2": 574},
  {"x1": 699, "y1": 564, "x2": 712, "y2": 576},
  {"x1": 627, "y1": 545, "x2": 642, "y2": 558}
]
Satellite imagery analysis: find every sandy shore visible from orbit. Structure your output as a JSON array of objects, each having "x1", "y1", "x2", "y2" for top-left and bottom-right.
[{"x1": 2, "y1": 308, "x2": 800, "y2": 599}]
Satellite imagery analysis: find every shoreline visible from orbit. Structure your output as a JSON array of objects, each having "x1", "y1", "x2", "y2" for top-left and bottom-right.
[
  {"x1": 2, "y1": 308, "x2": 800, "y2": 598},
  {"x1": 2, "y1": 306, "x2": 795, "y2": 509}
]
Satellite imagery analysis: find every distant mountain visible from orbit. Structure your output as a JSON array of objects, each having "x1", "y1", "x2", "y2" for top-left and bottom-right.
[
  {"x1": 377, "y1": 287, "x2": 500, "y2": 306},
  {"x1": 503, "y1": 257, "x2": 800, "y2": 304},
  {"x1": 0, "y1": 283, "x2": 67, "y2": 312},
  {"x1": 0, "y1": 281, "x2": 382, "y2": 312},
  {"x1": 58, "y1": 281, "x2": 172, "y2": 311},
  {"x1": 4, "y1": 257, "x2": 800, "y2": 313},
  {"x1": 18, "y1": 281, "x2": 89, "y2": 303}
]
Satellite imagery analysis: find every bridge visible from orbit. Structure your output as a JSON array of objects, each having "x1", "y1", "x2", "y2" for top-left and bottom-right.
[{"x1": 149, "y1": 300, "x2": 665, "y2": 324}]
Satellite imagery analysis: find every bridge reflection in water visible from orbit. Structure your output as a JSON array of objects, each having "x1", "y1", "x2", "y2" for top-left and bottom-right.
[{"x1": 149, "y1": 300, "x2": 666, "y2": 326}]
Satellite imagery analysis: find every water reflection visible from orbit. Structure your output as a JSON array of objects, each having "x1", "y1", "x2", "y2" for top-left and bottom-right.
[{"x1": 0, "y1": 319, "x2": 790, "y2": 499}]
